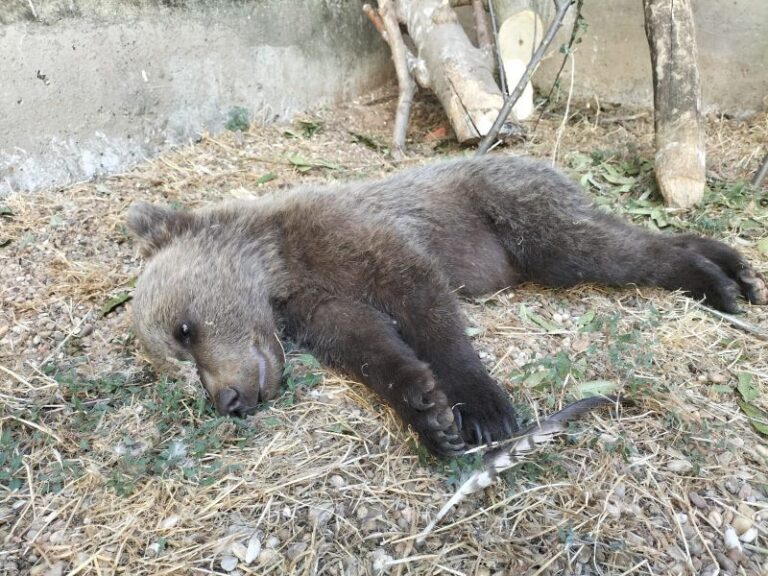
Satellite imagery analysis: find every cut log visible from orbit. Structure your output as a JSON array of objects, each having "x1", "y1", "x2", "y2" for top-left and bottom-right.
[
  {"x1": 495, "y1": 7, "x2": 543, "y2": 121},
  {"x1": 643, "y1": 0, "x2": 706, "y2": 209},
  {"x1": 392, "y1": 0, "x2": 506, "y2": 142}
]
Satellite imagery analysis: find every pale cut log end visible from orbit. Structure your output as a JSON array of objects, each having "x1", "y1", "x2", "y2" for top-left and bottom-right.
[{"x1": 655, "y1": 143, "x2": 706, "y2": 209}]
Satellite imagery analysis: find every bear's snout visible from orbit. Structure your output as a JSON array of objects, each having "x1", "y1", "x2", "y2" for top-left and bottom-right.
[{"x1": 215, "y1": 386, "x2": 248, "y2": 417}]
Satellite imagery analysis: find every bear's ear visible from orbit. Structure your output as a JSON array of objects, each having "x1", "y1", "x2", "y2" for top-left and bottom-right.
[{"x1": 126, "y1": 202, "x2": 193, "y2": 257}]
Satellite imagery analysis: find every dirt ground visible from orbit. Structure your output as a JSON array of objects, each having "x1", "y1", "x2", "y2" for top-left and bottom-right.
[{"x1": 1, "y1": 91, "x2": 767, "y2": 576}]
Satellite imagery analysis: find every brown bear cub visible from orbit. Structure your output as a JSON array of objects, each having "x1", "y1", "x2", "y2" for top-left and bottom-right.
[{"x1": 127, "y1": 155, "x2": 767, "y2": 457}]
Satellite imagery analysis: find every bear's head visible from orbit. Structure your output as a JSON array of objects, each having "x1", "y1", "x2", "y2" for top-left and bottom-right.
[{"x1": 126, "y1": 202, "x2": 285, "y2": 416}]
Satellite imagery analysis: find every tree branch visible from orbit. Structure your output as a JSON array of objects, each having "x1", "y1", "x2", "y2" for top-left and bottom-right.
[
  {"x1": 472, "y1": 0, "x2": 492, "y2": 53},
  {"x1": 752, "y1": 153, "x2": 768, "y2": 188},
  {"x1": 364, "y1": 2, "x2": 417, "y2": 159}
]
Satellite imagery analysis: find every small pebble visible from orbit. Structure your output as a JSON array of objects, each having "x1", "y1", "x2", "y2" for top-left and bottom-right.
[
  {"x1": 715, "y1": 551, "x2": 738, "y2": 574},
  {"x1": 739, "y1": 527, "x2": 758, "y2": 544},
  {"x1": 231, "y1": 542, "x2": 248, "y2": 562},
  {"x1": 308, "y1": 505, "x2": 333, "y2": 527},
  {"x1": 286, "y1": 542, "x2": 308, "y2": 562},
  {"x1": 724, "y1": 477, "x2": 740, "y2": 494},
  {"x1": 733, "y1": 505, "x2": 754, "y2": 535},
  {"x1": 245, "y1": 534, "x2": 261, "y2": 564},
  {"x1": 160, "y1": 515, "x2": 179, "y2": 530},
  {"x1": 329, "y1": 475, "x2": 345, "y2": 489},
  {"x1": 708, "y1": 510, "x2": 723, "y2": 528},
  {"x1": 727, "y1": 548, "x2": 745, "y2": 566},
  {"x1": 724, "y1": 525, "x2": 742, "y2": 552},
  {"x1": 666, "y1": 459, "x2": 693, "y2": 473},
  {"x1": 258, "y1": 549, "x2": 279, "y2": 565},
  {"x1": 371, "y1": 548, "x2": 393, "y2": 573},
  {"x1": 688, "y1": 492, "x2": 707, "y2": 510},
  {"x1": 219, "y1": 555, "x2": 238, "y2": 572},
  {"x1": 45, "y1": 562, "x2": 65, "y2": 576}
]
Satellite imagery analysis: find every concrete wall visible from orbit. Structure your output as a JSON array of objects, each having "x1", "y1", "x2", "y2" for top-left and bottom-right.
[
  {"x1": 533, "y1": 0, "x2": 768, "y2": 114},
  {"x1": 0, "y1": 0, "x2": 391, "y2": 194}
]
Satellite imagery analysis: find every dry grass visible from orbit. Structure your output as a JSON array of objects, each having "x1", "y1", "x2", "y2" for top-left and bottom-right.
[{"x1": 1, "y1": 92, "x2": 767, "y2": 576}]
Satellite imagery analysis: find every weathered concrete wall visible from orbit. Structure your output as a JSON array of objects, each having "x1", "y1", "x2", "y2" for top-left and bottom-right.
[
  {"x1": 533, "y1": 0, "x2": 768, "y2": 114},
  {"x1": 0, "y1": 0, "x2": 391, "y2": 194}
]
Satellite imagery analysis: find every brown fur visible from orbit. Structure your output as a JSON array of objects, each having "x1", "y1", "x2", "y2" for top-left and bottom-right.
[{"x1": 127, "y1": 155, "x2": 767, "y2": 456}]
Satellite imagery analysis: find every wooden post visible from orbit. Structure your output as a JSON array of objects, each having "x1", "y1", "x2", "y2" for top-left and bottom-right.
[{"x1": 643, "y1": 0, "x2": 706, "y2": 209}]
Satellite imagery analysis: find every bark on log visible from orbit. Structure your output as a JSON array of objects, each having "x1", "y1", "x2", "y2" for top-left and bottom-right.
[
  {"x1": 643, "y1": 0, "x2": 706, "y2": 209},
  {"x1": 393, "y1": 0, "x2": 505, "y2": 142}
]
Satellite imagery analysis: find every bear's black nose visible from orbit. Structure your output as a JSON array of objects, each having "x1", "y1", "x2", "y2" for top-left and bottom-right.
[{"x1": 216, "y1": 387, "x2": 242, "y2": 417}]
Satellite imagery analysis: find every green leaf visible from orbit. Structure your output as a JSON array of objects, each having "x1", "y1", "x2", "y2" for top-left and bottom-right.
[
  {"x1": 520, "y1": 304, "x2": 562, "y2": 332},
  {"x1": 288, "y1": 154, "x2": 339, "y2": 172},
  {"x1": 602, "y1": 164, "x2": 636, "y2": 186},
  {"x1": 225, "y1": 106, "x2": 250, "y2": 132},
  {"x1": 297, "y1": 353, "x2": 321, "y2": 369},
  {"x1": 297, "y1": 119, "x2": 322, "y2": 138},
  {"x1": 737, "y1": 400, "x2": 768, "y2": 436},
  {"x1": 574, "y1": 380, "x2": 617, "y2": 398},
  {"x1": 738, "y1": 219, "x2": 762, "y2": 231},
  {"x1": 464, "y1": 326, "x2": 482, "y2": 337},
  {"x1": 0, "y1": 205, "x2": 14, "y2": 217},
  {"x1": 348, "y1": 131, "x2": 387, "y2": 152},
  {"x1": 255, "y1": 172, "x2": 277, "y2": 185},
  {"x1": 737, "y1": 372, "x2": 758, "y2": 403},
  {"x1": 757, "y1": 237, "x2": 768, "y2": 256},
  {"x1": 523, "y1": 370, "x2": 550, "y2": 389},
  {"x1": 101, "y1": 292, "x2": 132, "y2": 317},
  {"x1": 650, "y1": 208, "x2": 669, "y2": 228}
]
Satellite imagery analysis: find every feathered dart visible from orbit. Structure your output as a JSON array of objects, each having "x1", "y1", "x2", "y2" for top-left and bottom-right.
[{"x1": 417, "y1": 395, "x2": 620, "y2": 542}]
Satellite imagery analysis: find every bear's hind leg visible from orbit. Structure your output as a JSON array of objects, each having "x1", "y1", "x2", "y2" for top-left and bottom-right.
[
  {"x1": 511, "y1": 214, "x2": 762, "y2": 313},
  {"x1": 667, "y1": 234, "x2": 768, "y2": 306}
]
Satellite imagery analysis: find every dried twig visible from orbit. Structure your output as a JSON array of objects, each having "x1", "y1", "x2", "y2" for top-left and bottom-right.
[
  {"x1": 550, "y1": 52, "x2": 575, "y2": 165},
  {"x1": 752, "y1": 153, "x2": 768, "y2": 188},
  {"x1": 700, "y1": 304, "x2": 768, "y2": 340},
  {"x1": 484, "y1": 0, "x2": 508, "y2": 99},
  {"x1": 532, "y1": 0, "x2": 585, "y2": 134},
  {"x1": 364, "y1": 2, "x2": 417, "y2": 159},
  {"x1": 477, "y1": 0, "x2": 575, "y2": 154},
  {"x1": 471, "y1": 0, "x2": 492, "y2": 56}
]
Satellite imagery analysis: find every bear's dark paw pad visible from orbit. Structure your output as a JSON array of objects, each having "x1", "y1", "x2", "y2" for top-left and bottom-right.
[
  {"x1": 414, "y1": 400, "x2": 465, "y2": 457},
  {"x1": 738, "y1": 267, "x2": 768, "y2": 305},
  {"x1": 402, "y1": 374, "x2": 436, "y2": 410},
  {"x1": 398, "y1": 372, "x2": 464, "y2": 456},
  {"x1": 704, "y1": 278, "x2": 743, "y2": 314},
  {"x1": 453, "y1": 400, "x2": 518, "y2": 447}
]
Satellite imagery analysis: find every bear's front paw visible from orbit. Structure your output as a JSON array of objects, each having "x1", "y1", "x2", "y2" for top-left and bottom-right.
[
  {"x1": 449, "y1": 383, "x2": 518, "y2": 447},
  {"x1": 738, "y1": 267, "x2": 768, "y2": 305},
  {"x1": 400, "y1": 375, "x2": 466, "y2": 457}
]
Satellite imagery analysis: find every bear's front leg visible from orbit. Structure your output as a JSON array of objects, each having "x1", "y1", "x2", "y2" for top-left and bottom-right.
[{"x1": 283, "y1": 298, "x2": 467, "y2": 456}]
